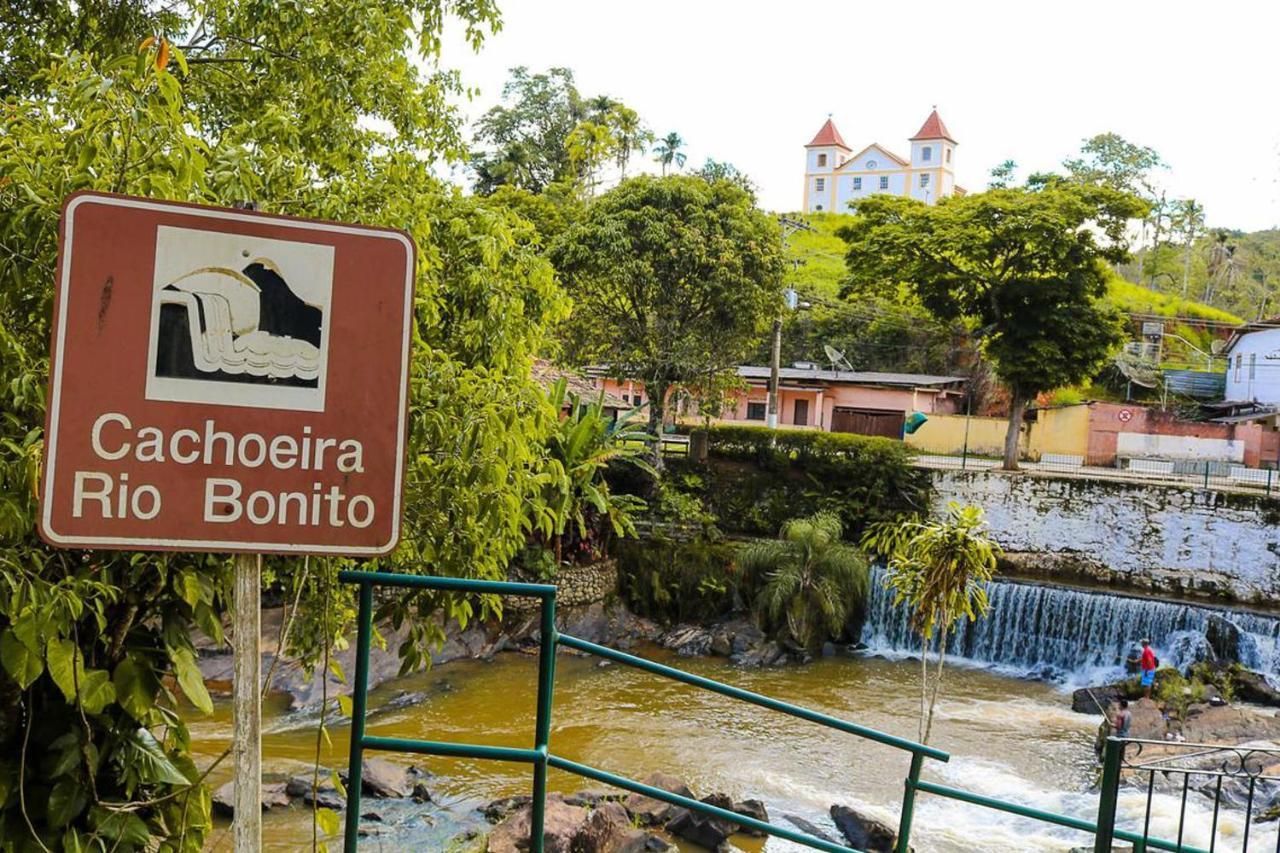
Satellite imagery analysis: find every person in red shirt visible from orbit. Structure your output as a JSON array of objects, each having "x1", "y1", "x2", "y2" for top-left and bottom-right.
[{"x1": 1128, "y1": 639, "x2": 1158, "y2": 699}]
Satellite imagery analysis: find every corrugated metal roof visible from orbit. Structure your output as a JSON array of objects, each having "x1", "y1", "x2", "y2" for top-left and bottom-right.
[{"x1": 735, "y1": 365, "x2": 965, "y2": 388}]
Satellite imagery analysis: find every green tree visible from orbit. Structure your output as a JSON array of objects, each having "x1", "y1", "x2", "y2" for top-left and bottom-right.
[
  {"x1": 610, "y1": 105, "x2": 653, "y2": 179},
  {"x1": 987, "y1": 159, "x2": 1018, "y2": 189},
  {"x1": 839, "y1": 185, "x2": 1144, "y2": 469},
  {"x1": 551, "y1": 176, "x2": 784, "y2": 467},
  {"x1": 0, "y1": 7, "x2": 568, "y2": 846},
  {"x1": 739, "y1": 513, "x2": 869, "y2": 653},
  {"x1": 693, "y1": 158, "x2": 756, "y2": 195},
  {"x1": 470, "y1": 66, "x2": 586, "y2": 194},
  {"x1": 1171, "y1": 199, "x2": 1206, "y2": 299},
  {"x1": 1063, "y1": 133, "x2": 1164, "y2": 197},
  {"x1": 863, "y1": 503, "x2": 1001, "y2": 744},
  {"x1": 652, "y1": 132, "x2": 687, "y2": 176}
]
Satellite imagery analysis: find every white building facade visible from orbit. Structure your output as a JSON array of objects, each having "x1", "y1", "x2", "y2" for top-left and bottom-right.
[
  {"x1": 802, "y1": 109, "x2": 963, "y2": 214},
  {"x1": 1225, "y1": 325, "x2": 1280, "y2": 404}
]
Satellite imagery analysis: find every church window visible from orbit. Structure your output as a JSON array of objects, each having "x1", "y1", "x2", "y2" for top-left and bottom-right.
[
  {"x1": 815, "y1": 178, "x2": 825, "y2": 192},
  {"x1": 866, "y1": 159, "x2": 878, "y2": 169},
  {"x1": 817, "y1": 153, "x2": 828, "y2": 167},
  {"x1": 879, "y1": 176, "x2": 889, "y2": 190},
  {"x1": 852, "y1": 177, "x2": 862, "y2": 191},
  {"x1": 946, "y1": 148, "x2": 952, "y2": 163},
  {"x1": 922, "y1": 146, "x2": 932, "y2": 162},
  {"x1": 920, "y1": 174, "x2": 930, "y2": 187}
]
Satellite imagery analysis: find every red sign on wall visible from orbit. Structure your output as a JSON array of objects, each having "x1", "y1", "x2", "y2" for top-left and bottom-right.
[{"x1": 39, "y1": 193, "x2": 415, "y2": 556}]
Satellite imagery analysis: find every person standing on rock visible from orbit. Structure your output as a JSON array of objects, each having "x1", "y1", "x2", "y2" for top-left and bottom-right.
[{"x1": 1129, "y1": 639, "x2": 1158, "y2": 699}]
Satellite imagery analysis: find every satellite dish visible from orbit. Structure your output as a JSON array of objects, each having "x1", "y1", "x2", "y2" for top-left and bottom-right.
[
  {"x1": 1114, "y1": 348, "x2": 1160, "y2": 388},
  {"x1": 823, "y1": 344, "x2": 854, "y2": 371}
]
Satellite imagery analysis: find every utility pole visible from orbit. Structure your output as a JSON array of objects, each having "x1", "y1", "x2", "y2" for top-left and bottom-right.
[
  {"x1": 767, "y1": 317, "x2": 783, "y2": 428},
  {"x1": 770, "y1": 216, "x2": 815, "y2": 429}
]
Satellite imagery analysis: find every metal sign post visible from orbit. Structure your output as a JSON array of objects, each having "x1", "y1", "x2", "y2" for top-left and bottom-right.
[{"x1": 39, "y1": 192, "x2": 415, "y2": 851}]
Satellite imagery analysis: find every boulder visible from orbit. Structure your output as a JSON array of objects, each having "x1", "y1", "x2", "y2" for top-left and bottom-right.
[
  {"x1": 562, "y1": 789, "x2": 622, "y2": 808},
  {"x1": 732, "y1": 798, "x2": 768, "y2": 836},
  {"x1": 573, "y1": 801, "x2": 651, "y2": 853},
  {"x1": 340, "y1": 756, "x2": 422, "y2": 799},
  {"x1": 1071, "y1": 683, "x2": 1128, "y2": 715},
  {"x1": 614, "y1": 836, "x2": 677, "y2": 853},
  {"x1": 783, "y1": 814, "x2": 838, "y2": 844},
  {"x1": 661, "y1": 625, "x2": 715, "y2": 657},
  {"x1": 483, "y1": 795, "x2": 533, "y2": 823},
  {"x1": 1206, "y1": 615, "x2": 1245, "y2": 663},
  {"x1": 1234, "y1": 669, "x2": 1280, "y2": 707},
  {"x1": 211, "y1": 780, "x2": 291, "y2": 816},
  {"x1": 830, "y1": 804, "x2": 904, "y2": 853},
  {"x1": 665, "y1": 793, "x2": 737, "y2": 849},
  {"x1": 486, "y1": 794, "x2": 589, "y2": 853},
  {"x1": 286, "y1": 775, "x2": 345, "y2": 810},
  {"x1": 623, "y1": 772, "x2": 694, "y2": 826}
]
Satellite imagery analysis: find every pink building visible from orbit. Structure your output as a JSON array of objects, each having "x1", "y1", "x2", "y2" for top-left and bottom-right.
[{"x1": 589, "y1": 365, "x2": 965, "y2": 439}]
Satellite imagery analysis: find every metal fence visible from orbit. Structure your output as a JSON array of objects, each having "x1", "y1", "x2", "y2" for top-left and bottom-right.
[
  {"x1": 912, "y1": 451, "x2": 1280, "y2": 498},
  {"x1": 334, "y1": 569, "x2": 1213, "y2": 852}
]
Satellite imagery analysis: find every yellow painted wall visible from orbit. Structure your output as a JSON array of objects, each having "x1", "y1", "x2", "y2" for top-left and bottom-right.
[
  {"x1": 905, "y1": 415, "x2": 1012, "y2": 457},
  {"x1": 905, "y1": 406, "x2": 1092, "y2": 459},
  {"x1": 1027, "y1": 405, "x2": 1090, "y2": 459}
]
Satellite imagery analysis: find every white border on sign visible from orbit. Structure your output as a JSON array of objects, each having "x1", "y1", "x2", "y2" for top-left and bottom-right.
[{"x1": 41, "y1": 194, "x2": 414, "y2": 556}]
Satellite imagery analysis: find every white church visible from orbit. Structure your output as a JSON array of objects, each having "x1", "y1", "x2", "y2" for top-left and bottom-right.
[{"x1": 802, "y1": 109, "x2": 964, "y2": 213}]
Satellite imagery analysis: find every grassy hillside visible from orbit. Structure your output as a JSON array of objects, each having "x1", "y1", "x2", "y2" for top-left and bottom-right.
[{"x1": 778, "y1": 211, "x2": 1241, "y2": 325}]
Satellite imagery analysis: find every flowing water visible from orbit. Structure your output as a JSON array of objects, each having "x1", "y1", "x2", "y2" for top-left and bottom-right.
[
  {"x1": 192, "y1": 576, "x2": 1280, "y2": 851},
  {"x1": 863, "y1": 568, "x2": 1280, "y2": 687}
]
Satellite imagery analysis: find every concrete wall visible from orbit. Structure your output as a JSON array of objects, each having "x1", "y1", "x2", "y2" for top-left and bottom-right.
[
  {"x1": 906, "y1": 414, "x2": 1011, "y2": 456},
  {"x1": 931, "y1": 469, "x2": 1280, "y2": 603}
]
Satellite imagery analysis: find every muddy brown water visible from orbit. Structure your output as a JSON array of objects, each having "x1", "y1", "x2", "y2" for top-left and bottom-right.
[{"x1": 191, "y1": 647, "x2": 1273, "y2": 851}]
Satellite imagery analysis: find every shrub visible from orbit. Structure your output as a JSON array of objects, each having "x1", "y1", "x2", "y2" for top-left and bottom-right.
[
  {"x1": 670, "y1": 425, "x2": 930, "y2": 538},
  {"x1": 616, "y1": 538, "x2": 740, "y2": 625}
]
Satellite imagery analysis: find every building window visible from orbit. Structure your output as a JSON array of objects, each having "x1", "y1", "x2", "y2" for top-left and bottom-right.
[
  {"x1": 815, "y1": 177, "x2": 825, "y2": 192},
  {"x1": 866, "y1": 159, "x2": 878, "y2": 169},
  {"x1": 817, "y1": 153, "x2": 827, "y2": 167},
  {"x1": 746, "y1": 402, "x2": 767, "y2": 421},
  {"x1": 920, "y1": 174, "x2": 930, "y2": 187},
  {"x1": 879, "y1": 176, "x2": 889, "y2": 190},
  {"x1": 852, "y1": 177, "x2": 862, "y2": 191},
  {"x1": 1236, "y1": 353, "x2": 1243, "y2": 382},
  {"x1": 922, "y1": 146, "x2": 932, "y2": 162},
  {"x1": 946, "y1": 148, "x2": 952, "y2": 163},
  {"x1": 1250, "y1": 353, "x2": 1257, "y2": 380}
]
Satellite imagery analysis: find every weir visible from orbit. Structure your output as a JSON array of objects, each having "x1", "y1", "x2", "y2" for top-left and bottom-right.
[{"x1": 862, "y1": 567, "x2": 1280, "y2": 683}]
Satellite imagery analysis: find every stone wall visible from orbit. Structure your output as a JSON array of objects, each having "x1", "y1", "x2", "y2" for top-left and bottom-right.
[
  {"x1": 930, "y1": 470, "x2": 1280, "y2": 603},
  {"x1": 507, "y1": 559, "x2": 618, "y2": 612}
]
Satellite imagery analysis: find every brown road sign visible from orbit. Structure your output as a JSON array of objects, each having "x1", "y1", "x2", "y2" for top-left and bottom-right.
[{"x1": 39, "y1": 192, "x2": 415, "y2": 556}]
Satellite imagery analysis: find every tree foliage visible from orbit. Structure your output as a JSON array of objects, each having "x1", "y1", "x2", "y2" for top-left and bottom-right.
[
  {"x1": 551, "y1": 176, "x2": 785, "y2": 462},
  {"x1": 739, "y1": 513, "x2": 868, "y2": 653},
  {"x1": 469, "y1": 66, "x2": 651, "y2": 196},
  {"x1": 0, "y1": 5, "x2": 574, "y2": 846},
  {"x1": 839, "y1": 185, "x2": 1145, "y2": 468},
  {"x1": 863, "y1": 503, "x2": 1001, "y2": 744}
]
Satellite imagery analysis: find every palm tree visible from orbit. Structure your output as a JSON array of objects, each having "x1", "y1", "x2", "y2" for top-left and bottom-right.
[
  {"x1": 862, "y1": 503, "x2": 1001, "y2": 744},
  {"x1": 739, "y1": 513, "x2": 868, "y2": 653},
  {"x1": 535, "y1": 380, "x2": 652, "y2": 567},
  {"x1": 610, "y1": 106, "x2": 652, "y2": 179},
  {"x1": 652, "y1": 132, "x2": 687, "y2": 176}
]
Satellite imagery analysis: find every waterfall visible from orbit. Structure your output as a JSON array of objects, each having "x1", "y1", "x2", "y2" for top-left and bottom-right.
[{"x1": 861, "y1": 567, "x2": 1280, "y2": 686}]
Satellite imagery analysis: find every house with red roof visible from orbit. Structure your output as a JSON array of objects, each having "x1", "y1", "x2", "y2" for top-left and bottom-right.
[{"x1": 802, "y1": 108, "x2": 965, "y2": 213}]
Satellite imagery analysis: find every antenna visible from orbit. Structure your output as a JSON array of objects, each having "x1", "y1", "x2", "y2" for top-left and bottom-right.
[{"x1": 823, "y1": 344, "x2": 854, "y2": 372}]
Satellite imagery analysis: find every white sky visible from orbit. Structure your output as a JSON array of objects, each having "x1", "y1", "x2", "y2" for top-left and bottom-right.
[{"x1": 440, "y1": 0, "x2": 1280, "y2": 232}]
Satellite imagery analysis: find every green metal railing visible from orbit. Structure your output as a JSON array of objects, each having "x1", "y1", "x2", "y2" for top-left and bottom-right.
[{"x1": 336, "y1": 570, "x2": 1203, "y2": 852}]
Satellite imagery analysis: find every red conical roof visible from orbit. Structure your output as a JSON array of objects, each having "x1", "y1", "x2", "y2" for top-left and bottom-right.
[
  {"x1": 910, "y1": 109, "x2": 956, "y2": 143},
  {"x1": 806, "y1": 118, "x2": 849, "y2": 149}
]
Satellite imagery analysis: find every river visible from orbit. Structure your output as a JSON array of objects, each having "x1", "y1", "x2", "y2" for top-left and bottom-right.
[{"x1": 191, "y1": 573, "x2": 1280, "y2": 851}]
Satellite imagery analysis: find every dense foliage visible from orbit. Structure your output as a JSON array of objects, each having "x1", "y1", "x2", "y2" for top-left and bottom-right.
[
  {"x1": 0, "y1": 4, "x2": 575, "y2": 846},
  {"x1": 669, "y1": 425, "x2": 931, "y2": 538},
  {"x1": 840, "y1": 185, "x2": 1145, "y2": 468},
  {"x1": 615, "y1": 537, "x2": 740, "y2": 625},
  {"x1": 740, "y1": 513, "x2": 868, "y2": 653},
  {"x1": 552, "y1": 177, "x2": 785, "y2": 461}
]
